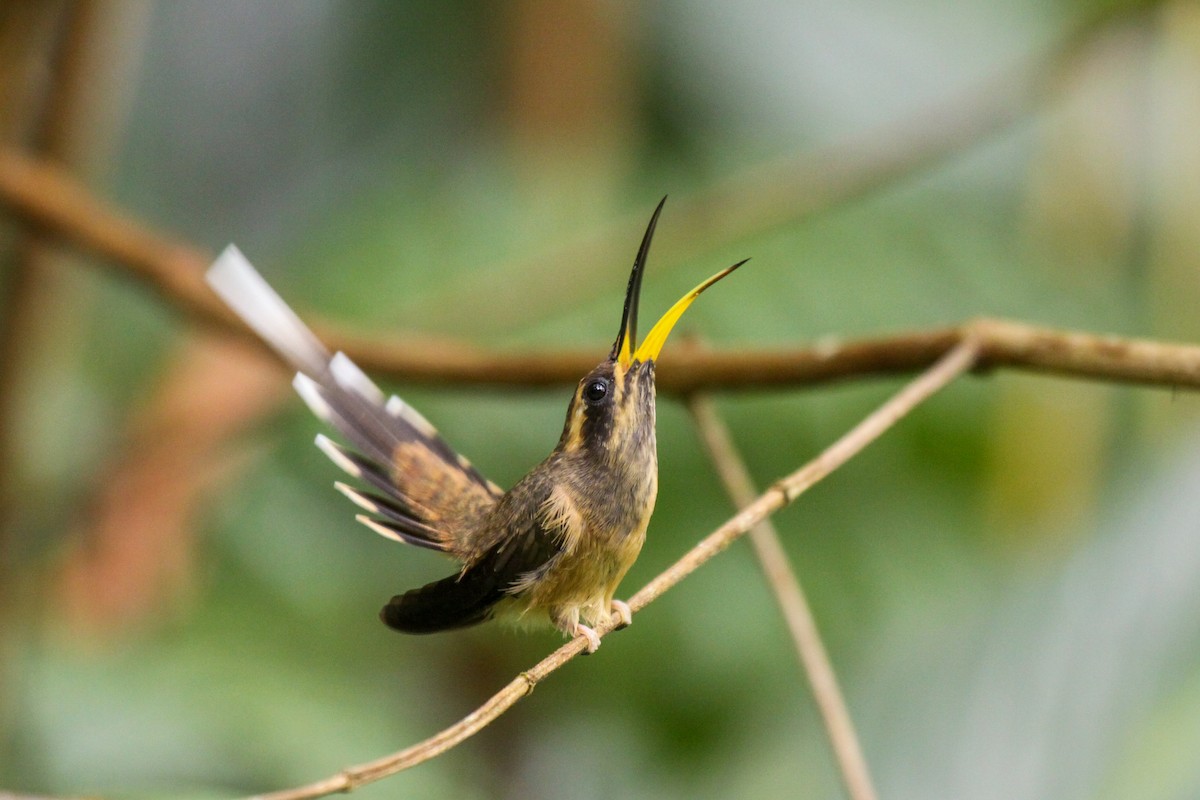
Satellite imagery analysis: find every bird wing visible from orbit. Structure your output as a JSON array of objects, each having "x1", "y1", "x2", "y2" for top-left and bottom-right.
[
  {"x1": 380, "y1": 477, "x2": 569, "y2": 632},
  {"x1": 206, "y1": 246, "x2": 502, "y2": 554}
]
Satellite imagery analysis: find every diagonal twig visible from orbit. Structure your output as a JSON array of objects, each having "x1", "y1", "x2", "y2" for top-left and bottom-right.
[
  {"x1": 687, "y1": 394, "x2": 877, "y2": 800},
  {"x1": 247, "y1": 339, "x2": 980, "y2": 800}
]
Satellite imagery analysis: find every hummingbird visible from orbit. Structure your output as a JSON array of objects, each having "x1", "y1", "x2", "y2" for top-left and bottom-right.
[{"x1": 206, "y1": 199, "x2": 745, "y2": 652}]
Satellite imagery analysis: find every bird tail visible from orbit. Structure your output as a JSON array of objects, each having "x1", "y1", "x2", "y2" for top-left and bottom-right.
[
  {"x1": 380, "y1": 568, "x2": 503, "y2": 633},
  {"x1": 205, "y1": 245, "x2": 500, "y2": 554}
]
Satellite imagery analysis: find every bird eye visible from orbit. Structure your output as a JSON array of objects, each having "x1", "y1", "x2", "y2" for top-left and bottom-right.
[{"x1": 583, "y1": 379, "x2": 610, "y2": 405}]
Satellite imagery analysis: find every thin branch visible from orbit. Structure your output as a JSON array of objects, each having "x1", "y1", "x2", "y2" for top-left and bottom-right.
[
  {"x1": 0, "y1": 0, "x2": 110, "y2": 760},
  {"x1": 248, "y1": 339, "x2": 980, "y2": 800},
  {"x1": 687, "y1": 395, "x2": 876, "y2": 800}
]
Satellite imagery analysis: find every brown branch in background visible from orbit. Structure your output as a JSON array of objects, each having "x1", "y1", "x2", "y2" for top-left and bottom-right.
[
  {"x1": 248, "y1": 340, "x2": 980, "y2": 800},
  {"x1": 1, "y1": 1, "x2": 278, "y2": 643},
  {"x1": 0, "y1": 149, "x2": 228, "y2": 328},
  {"x1": 246, "y1": 315, "x2": 1200, "y2": 393},
  {"x1": 0, "y1": 0, "x2": 54, "y2": 762},
  {"x1": 3, "y1": 153, "x2": 1200, "y2": 394},
  {"x1": 687, "y1": 395, "x2": 877, "y2": 800},
  {"x1": 0, "y1": 0, "x2": 104, "y2": 758}
]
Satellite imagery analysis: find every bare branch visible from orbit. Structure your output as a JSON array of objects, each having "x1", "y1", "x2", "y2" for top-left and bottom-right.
[
  {"x1": 687, "y1": 395, "x2": 877, "y2": 800},
  {"x1": 0, "y1": 156, "x2": 1194, "y2": 396},
  {"x1": 0, "y1": 149, "x2": 229, "y2": 329},
  {"x1": 247, "y1": 340, "x2": 980, "y2": 800},
  {"x1": 0, "y1": 0, "x2": 126, "y2": 760}
]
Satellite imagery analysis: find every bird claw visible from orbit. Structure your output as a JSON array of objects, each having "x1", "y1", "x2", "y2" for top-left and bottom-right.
[
  {"x1": 575, "y1": 623, "x2": 601, "y2": 654},
  {"x1": 610, "y1": 599, "x2": 632, "y2": 629}
]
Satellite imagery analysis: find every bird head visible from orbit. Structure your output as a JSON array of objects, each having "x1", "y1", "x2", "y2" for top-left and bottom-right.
[{"x1": 556, "y1": 198, "x2": 746, "y2": 460}]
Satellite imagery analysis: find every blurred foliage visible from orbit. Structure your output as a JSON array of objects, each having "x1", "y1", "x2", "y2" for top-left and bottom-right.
[{"x1": 4, "y1": 1, "x2": 1200, "y2": 798}]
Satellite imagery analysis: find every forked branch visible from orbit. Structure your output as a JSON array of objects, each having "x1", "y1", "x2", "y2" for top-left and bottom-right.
[{"x1": 687, "y1": 395, "x2": 877, "y2": 800}]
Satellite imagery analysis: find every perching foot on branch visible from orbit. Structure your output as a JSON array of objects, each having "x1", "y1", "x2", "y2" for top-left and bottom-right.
[
  {"x1": 610, "y1": 599, "x2": 632, "y2": 629},
  {"x1": 576, "y1": 624, "x2": 602, "y2": 654}
]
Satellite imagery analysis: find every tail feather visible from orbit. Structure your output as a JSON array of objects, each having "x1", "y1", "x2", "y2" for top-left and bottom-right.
[
  {"x1": 380, "y1": 568, "x2": 503, "y2": 633},
  {"x1": 313, "y1": 434, "x2": 403, "y2": 499},
  {"x1": 207, "y1": 245, "x2": 330, "y2": 375},
  {"x1": 334, "y1": 482, "x2": 446, "y2": 551},
  {"x1": 205, "y1": 245, "x2": 501, "y2": 555},
  {"x1": 293, "y1": 373, "x2": 398, "y2": 471},
  {"x1": 333, "y1": 481, "x2": 431, "y2": 532}
]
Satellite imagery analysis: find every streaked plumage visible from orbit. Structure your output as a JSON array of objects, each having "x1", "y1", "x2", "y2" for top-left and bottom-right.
[{"x1": 206, "y1": 199, "x2": 744, "y2": 651}]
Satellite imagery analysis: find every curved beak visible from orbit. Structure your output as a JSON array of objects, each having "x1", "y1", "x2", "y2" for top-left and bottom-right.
[
  {"x1": 627, "y1": 258, "x2": 748, "y2": 365},
  {"x1": 611, "y1": 197, "x2": 747, "y2": 368},
  {"x1": 611, "y1": 196, "x2": 666, "y2": 366}
]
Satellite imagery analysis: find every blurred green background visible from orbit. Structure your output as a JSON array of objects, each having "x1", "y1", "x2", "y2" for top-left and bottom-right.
[{"x1": 3, "y1": 1, "x2": 1200, "y2": 798}]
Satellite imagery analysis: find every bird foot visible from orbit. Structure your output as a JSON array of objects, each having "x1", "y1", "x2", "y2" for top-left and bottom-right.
[
  {"x1": 610, "y1": 599, "x2": 632, "y2": 629},
  {"x1": 575, "y1": 623, "x2": 602, "y2": 654}
]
